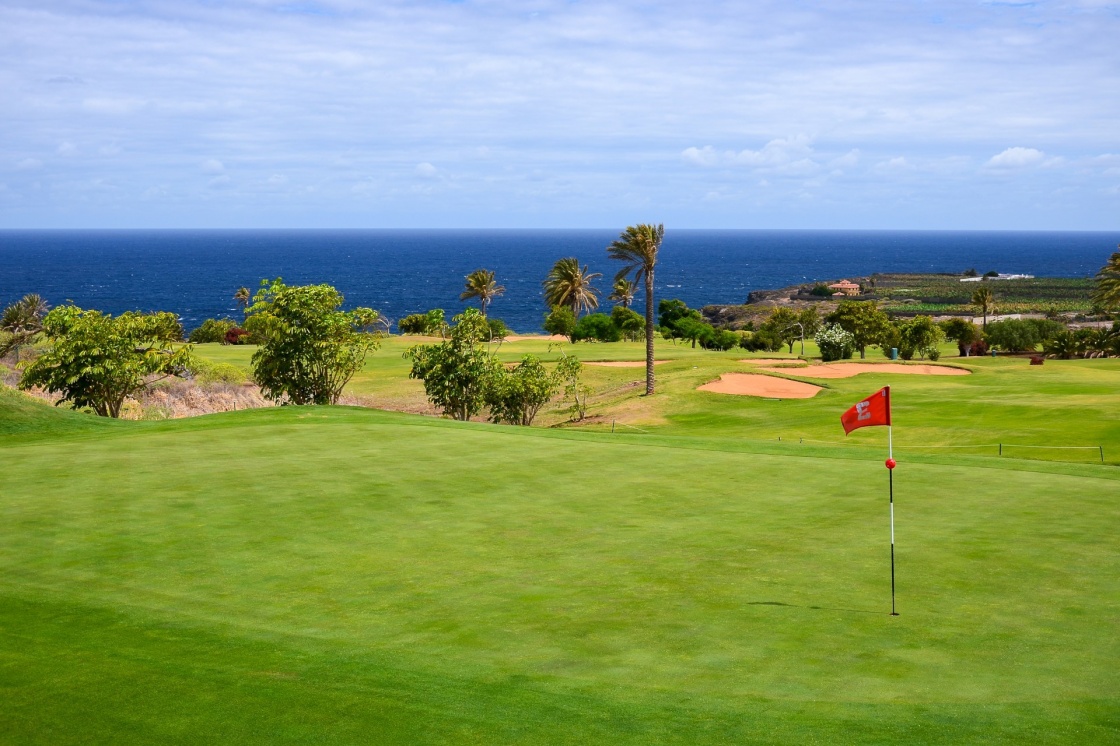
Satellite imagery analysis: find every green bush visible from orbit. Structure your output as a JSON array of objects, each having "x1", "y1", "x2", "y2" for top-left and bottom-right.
[
  {"x1": 809, "y1": 285, "x2": 833, "y2": 297},
  {"x1": 487, "y1": 317, "x2": 512, "y2": 342},
  {"x1": 398, "y1": 314, "x2": 429, "y2": 335},
  {"x1": 984, "y1": 319, "x2": 1044, "y2": 352},
  {"x1": 610, "y1": 306, "x2": 644, "y2": 341},
  {"x1": 704, "y1": 329, "x2": 741, "y2": 351},
  {"x1": 543, "y1": 306, "x2": 577, "y2": 341},
  {"x1": 190, "y1": 359, "x2": 250, "y2": 385},
  {"x1": 815, "y1": 323, "x2": 855, "y2": 362},
  {"x1": 572, "y1": 313, "x2": 622, "y2": 343},
  {"x1": 188, "y1": 318, "x2": 237, "y2": 344}
]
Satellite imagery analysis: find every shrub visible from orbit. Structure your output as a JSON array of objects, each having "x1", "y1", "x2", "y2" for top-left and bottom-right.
[
  {"x1": 610, "y1": 306, "x2": 644, "y2": 341},
  {"x1": 485, "y1": 354, "x2": 558, "y2": 426},
  {"x1": 224, "y1": 327, "x2": 249, "y2": 345},
  {"x1": 572, "y1": 313, "x2": 621, "y2": 343},
  {"x1": 984, "y1": 319, "x2": 1044, "y2": 352},
  {"x1": 704, "y1": 329, "x2": 741, "y2": 351},
  {"x1": 815, "y1": 323, "x2": 855, "y2": 362},
  {"x1": 190, "y1": 359, "x2": 250, "y2": 385},
  {"x1": 188, "y1": 318, "x2": 237, "y2": 344},
  {"x1": 809, "y1": 284, "x2": 833, "y2": 297},
  {"x1": 398, "y1": 313, "x2": 430, "y2": 335},
  {"x1": 543, "y1": 306, "x2": 577, "y2": 341},
  {"x1": 487, "y1": 317, "x2": 512, "y2": 342}
]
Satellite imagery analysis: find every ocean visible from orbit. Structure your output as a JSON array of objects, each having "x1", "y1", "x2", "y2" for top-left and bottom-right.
[{"x1": 0, "y1": 229, "x2": 1114, "y2": 333}]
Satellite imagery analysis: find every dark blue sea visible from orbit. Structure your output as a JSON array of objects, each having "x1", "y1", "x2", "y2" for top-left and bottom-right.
[{"x1": 0, "y1": 230, "x2": 1114, "y2": 333}]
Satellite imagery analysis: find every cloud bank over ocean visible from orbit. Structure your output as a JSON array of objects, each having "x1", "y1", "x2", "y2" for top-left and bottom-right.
[{"x1": 1, "y1": 0, "x2": 1117, "y2": 229}]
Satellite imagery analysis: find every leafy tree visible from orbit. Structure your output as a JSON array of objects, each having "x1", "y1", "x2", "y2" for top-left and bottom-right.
[
  {"x1": 898, "y1": 315, "x2": 945, "y2": 360},
  {"x1": 0, "y1": 293, "x2": 49, "y2": 358},
  {"x1": 486, "y1": 317, "x2": 512, "y2": 343},
  {"x1": 19, "y1": 306, "x2": 194, "y2": 418},
  {"x1": 704, "y1": 328, "x2": 741, "y2": 351},
  {"x1": 245, "y1": 279, "x2": 380, "y2": 405},
  {"x1": 543, "y1": 258, "x2": 601, "y2": 318},
  {"x1": 740, "y1": 329, "x2": 783, "y2": 352},
  {"x1": 760, "y1": 308, "x2": 801, "y2": 354},
  {"x1": 809, "y1": 284, "x2": 833, "y2": 297},
  {"x1": 826, "y1": 300, "x2": 891, "y2": 359},
  {"x1": 460, "y1": 268, "x2": 505, "y2": 316},
  {"x1": 188, "y1": 318, "x2": 237, "y2": 344},
  {"x1": 972, "y1": 286, "x2": 996, "y2": 327},
  {"x1": 555, "y1": 353, "x2": 589, "y2": 421},
  {"x1": 543, "y1": 306, "x2": 577, "y2": 341},
  {"x1": 610, "y1": 305, "x2": 644, "y2": 341},
  {"x1": 675, "y1": 317, "x2": 714, "y2": 349},
  {"x1": 572, "y1": 313, "x2": 622, "y2": 343},
  {"x1": 1091, "y1": 248, "x2": 1120, "y2": 313},
  {"x1": 657, "y1": 298, "x2": 696, "y2": 330},
  {"x1": 486, "y1": 354, "x2": 558, "y2": 426},
  {"x1": 406, "y1": 308, "x2": 502, "y2": 421},
  {"x1": 398, "y1": 313, "x2": 430, "y2": 335},
  {"x1": 233, "y1": 286, "x2": 251, "y2": 319},
  {"x1": 941, "y1": 318, "x2": 980, "y2": 356},
  {"x1": 609, "y1": 278, "x2": 637, "y2": 308},
  {"x1": 983, "y1": 319, "x2": 1042, "y2": 352},
  {"x1": 608, "y1": 223, "x2": 663, "y2": 395}
]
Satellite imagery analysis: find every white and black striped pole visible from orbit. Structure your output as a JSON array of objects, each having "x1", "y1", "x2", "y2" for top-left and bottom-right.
[{"x1": 886, "y1": 424, "x2": 898, "y2": 616}]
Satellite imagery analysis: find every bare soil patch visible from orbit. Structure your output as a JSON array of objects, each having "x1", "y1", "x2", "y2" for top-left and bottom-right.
[
  {"x1": 757, "y1": 363, "x2": 970, "y2": 379},
  {"x1": 739, "y1": 358, "x2": 807, "y2": 365},
  {"x1": 698, "y1": 373, "x2": 822, "y2": 399}
]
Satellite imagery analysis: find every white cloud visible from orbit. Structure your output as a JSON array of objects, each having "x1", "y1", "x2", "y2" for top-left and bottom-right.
[
  {"x1": 15, "y1": 158, "x2": 42, "y2": 171},
  {"x1": 415, "y1": 162, "x2": 439, "y2": 179},
  {"x1": 56, "y1": 141, "x2": 78, "y2": 156},
  {"x1": 200, "y1": 159, "x2": 225, "y2": 174},
  {"x1": 986, "y1": 147, "x2": 1045, "y2": 168},
  {"x1": 729, "y1": 136, "x2": 814, "y2": 168},
  {"x1": 682, "y1": 146, "x2": 719, "y2": 167}
]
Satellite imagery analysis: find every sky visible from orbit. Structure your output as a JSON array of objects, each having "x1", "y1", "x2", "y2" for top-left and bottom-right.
[{"x1": 1, "y1": 0, "x2": 1118, "y2": 230}]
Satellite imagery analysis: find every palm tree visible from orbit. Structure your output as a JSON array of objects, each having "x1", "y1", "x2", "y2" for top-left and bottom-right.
[
  {"x1": 1090, "y1": 248, "x2": 1120, "y2": 313},
  {"x1": 609, "y1": 278, "x2": 637, "y2": 308},
  {"x1": 608, "y1": 223, "x2": 664, "y2": 395},
  {"x1": 460, "y1": 268, "x2": 505, "y2": 317},
  {"x1": 233, "y1": 286, "x2": 251, "y2": 320},
  {"x1": 972, "y1": 286, "x2": 995, "y2": 327},
  {"x1": 542, "y1": 258, "x2": 601, "y2": 318},
  {"x1": 0, "y1": 293, "x2": 49, "y2": 359}
]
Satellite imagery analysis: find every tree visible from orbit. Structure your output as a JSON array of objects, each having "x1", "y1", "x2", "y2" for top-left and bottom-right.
[
  {"x1": 760, "y1": 308, "x2": 800, "y2": 354},
  {"x1": 972, "y1": 286, "x2": 996, "y2": 327},
  {"x1": 543, "y1": 306, "x2": 577, "y2": 341},
  {"x1": 233, "y1": 286, "x2": 251, "y2": 320},
  {"x1": 826, "y1": 300, "x2": 892, "y2": 359},
  {"x1": 19, "y1": 306, "x2": 194, "y2": 418},
  {"x1": 609, "y1": 278, "x2": 637, "y2": 308},
  {"x1": 675, "y1": 317, "x2": 714, "y2": 349},
  {"x1": 245, "y1": 279, "x2": 380, "y2": 405},
  {"x1": 610, "y1": 305, "x2": 645, "y2": 341},
  {"x1": 486, "y1": 354, "x2": 559, "y2": 426},
  {"x1": 941, "y1": 318, "x2": 980, "y2": 356},
  {"x1": 572, "y1": 313, "x2": 622, "y2": 343},
  {"x1": 0, "y1": 293, "x2": 49, "y2": 358},
  {"x1": 555, "y1": 353, "x2": 589, "y2": 421},
  {"x1": 1090, "y1": 248, "x2": 1120, "y2": 313},
  {"x1": 543, "y1": 258, "x2": 601, "y2": 318},
  {"x1": 898, "y1": 315, "x2": 945, "y2": 360},
  {"x1": 188, "y1": 318, "x2": 237, "y2": 344},
  {"x1": 460, "y1": 268, "x2": 505, "y2": 316},
  {"x1": 406, "y1": 308, "x2": 502, "y2": 421},
  {"x1": 608, "y1": 223, "x2": 664, "y2": 395},
  {"x1": 983, "y1": 319, "x2": 1042, "y2": 352}
]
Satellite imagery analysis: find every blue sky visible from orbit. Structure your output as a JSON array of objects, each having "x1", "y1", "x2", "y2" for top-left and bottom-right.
[{"x1": 1, "y1": 0, "x2": 1118, "y2": 229}]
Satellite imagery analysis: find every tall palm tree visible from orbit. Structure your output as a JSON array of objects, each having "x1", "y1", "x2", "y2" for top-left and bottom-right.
[
  {"x1": 609, "y1": 278, "x2": 637, "y2": 308},
  {"x1": 1090, "y1": 248, "x2": 1120, "y2": 313},
  {"x1": 608, "y1": 223, "x2": 664, "y2": 395},
  {"x1": 233, "y1": 286, "x2": 251, "y2": 320},
  {"x1": 542, "y1": 258, "x2": 601, "y2": 317},
  {"x1": 460, "y1": 268, "x2": 505, "y2": 317},
  {"x1": 972, "y1": 286, "x2": 995, "y2": 327}
]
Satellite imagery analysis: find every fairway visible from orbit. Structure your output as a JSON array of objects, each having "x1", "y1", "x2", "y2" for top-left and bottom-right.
[{"x1": 1, "y1": 397, "x2": 1118, "y2": 742}]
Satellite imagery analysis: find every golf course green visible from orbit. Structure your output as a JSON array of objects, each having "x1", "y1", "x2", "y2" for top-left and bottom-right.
[{"x1": 2, "y1": 346, "x2": 1118, "y2": 743}]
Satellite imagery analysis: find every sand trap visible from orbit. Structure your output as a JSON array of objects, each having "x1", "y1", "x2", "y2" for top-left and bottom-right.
[
  {"x1": 584, "y1": 360, "x2": 670, "y2": 368},
  {"x1": 504, "y1": 334, "x2": 568, "y2": 342},
  {"x1": 698, "y1": 373, "x2": 822, "y2": 398},
  {"x1": 758, "y1": 363, "x2": 970, "y2": 379}
]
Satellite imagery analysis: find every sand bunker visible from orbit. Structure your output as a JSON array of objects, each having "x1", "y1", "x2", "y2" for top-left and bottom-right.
[
  {"x1": 698, "y1": 373, "x2": 821, "y2": 399},
  {"x1": 584, "y1": 360, "x2": 670, "y2": 368},
  {"x1": 757, "y1": 363, "x2": 970, "y2": 379}
]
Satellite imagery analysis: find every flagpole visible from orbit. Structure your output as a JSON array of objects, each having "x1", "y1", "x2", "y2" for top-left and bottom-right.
[{"x1": 888, "y1": 423, "x2": 898, "y2": 616}]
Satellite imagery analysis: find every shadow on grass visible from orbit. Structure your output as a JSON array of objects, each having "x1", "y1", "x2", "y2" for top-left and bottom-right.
[{"x1": 747, "y1": 600, "x2": 884, "y2": 615}]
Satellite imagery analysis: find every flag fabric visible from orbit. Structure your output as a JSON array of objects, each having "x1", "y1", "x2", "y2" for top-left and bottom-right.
[{"x1": 841, "y1": 386, "x2": 891, "y2": 434}]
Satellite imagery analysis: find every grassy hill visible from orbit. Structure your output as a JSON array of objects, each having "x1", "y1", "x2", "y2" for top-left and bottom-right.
[{"x1": 2, "y1": 363, "x2": 1119, "y2": 741}]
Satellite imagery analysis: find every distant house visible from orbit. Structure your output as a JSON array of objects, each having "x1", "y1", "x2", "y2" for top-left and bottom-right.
[{"x1": 828, "y1": 280, "x2": 861, "y2": 296}]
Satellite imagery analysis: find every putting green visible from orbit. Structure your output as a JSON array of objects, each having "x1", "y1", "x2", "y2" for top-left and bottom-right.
[{"x1": 1, "y1": 399, "x2": 1117, "y2": 743}]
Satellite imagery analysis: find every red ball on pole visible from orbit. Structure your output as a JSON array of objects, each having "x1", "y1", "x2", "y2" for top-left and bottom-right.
[{"x1": 885, "y1": 457, "x2": 897, "y2": 470}]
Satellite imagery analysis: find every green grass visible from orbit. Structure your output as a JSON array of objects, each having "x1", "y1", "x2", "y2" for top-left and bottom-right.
[{"x1": 3, "y1": 337, "x2": 1119, "y2": 742}]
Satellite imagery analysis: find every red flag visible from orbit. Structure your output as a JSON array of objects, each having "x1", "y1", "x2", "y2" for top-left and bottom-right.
[{"x1": 841, "y1": 386, "x2": 891, "y2": 434}]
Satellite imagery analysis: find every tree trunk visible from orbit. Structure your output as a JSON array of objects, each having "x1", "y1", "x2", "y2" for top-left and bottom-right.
[{"x1": 644, "y1": 271, "x2": 655, "y2": 395}]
